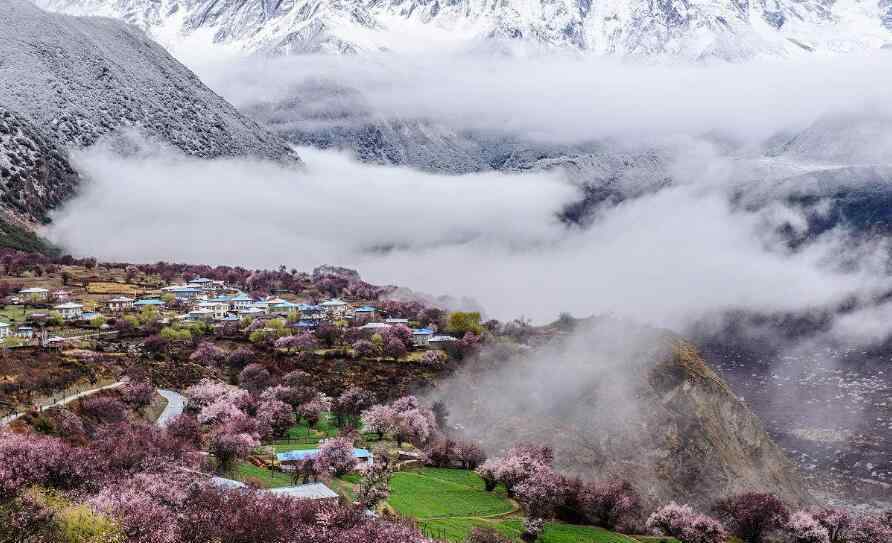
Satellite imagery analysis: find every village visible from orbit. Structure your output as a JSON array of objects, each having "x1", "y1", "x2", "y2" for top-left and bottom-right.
[
  {"x1": 0, "y1": 274, "x2": 459, "y2": 353},
  {"x1": 0, "y1": 253, "x2": 890, "y2": 543}
]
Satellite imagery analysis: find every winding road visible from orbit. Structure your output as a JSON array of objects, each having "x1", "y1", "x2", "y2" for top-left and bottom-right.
[
  {"x1": 0, "y1": 380, "x2": 128, "y2": 427},
  {"x1": 156, "y1": 389, "x2": 187, "y2": 427}
]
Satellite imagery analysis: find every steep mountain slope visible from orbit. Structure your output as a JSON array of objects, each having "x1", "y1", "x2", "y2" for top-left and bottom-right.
[
  {"x1": 434, "y1": 319, "x2": 811, "y2": 508},
  {"x1": 0, "y1": 0, "x2": 298, "y2": 162},
  {"x1": 0, "y1": 108, "x2": 79, "y2": 225},
  {"x1": 34, "y1": 0, "x2": 892, "y2": 59}
]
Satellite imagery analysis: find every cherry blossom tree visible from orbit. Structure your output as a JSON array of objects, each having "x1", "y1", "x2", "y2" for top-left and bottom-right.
[
  {"x1": 454, "y1": 440, "x2": 486, "y2": 470},
  {"x1": 395, "y1": 407, "x2": 436, "y2": 448},
  {"x1": 357, "y1": 449, "x2": 393, "y2": 510},
  {"x1": 80, "y1": 395, "x2": 128, "y2": 424},
  {"x1": 514, "y1": 466, "x2": 567, "y2": 541},
  {"x1": 123, "y1": 380, "x2": 155, "y2": 410},
  {"x1": 275, "y1": 332, "x2": 318, "y2": 353},
  {"x1": 421, "y1": 350, "x2": 447, "y2": 368},
  {"x1": 210, "y1": 430, "x2": 259, "y2": 473},
  {"x1": 298, "y1": 393, "x2": 333, "y2": 428},
  {"x1": 845, "y1": 514, "x2": 892, "y2": 543},
  {"x1": 713, "y1": 492, "x2": 789, "y2": 543},
  {"x1": 256, "y1": 399, "x2": 295, "y2": 438},
  {"x1": 334, "y1": 387, "x2": 376, "y2": 426},
  {"x1": 647, "y1": 502, "x2": 728, "y2": 543},
  {"x1": 787, "y1": 511, "x2": 830, "y2": 543},
  {"x1": 238, "y1": 363, "x2": 271, "y2": 394},
  {"x1": 383, "y1": 337, "x2": 407, "y2": 360},
  {"x1": 361, "y1": 404, "x2": 398, "y2": 440},
  {"x1": 190, "y1": 341, "x2": 226, "y2": 366},
  {"x1": 578, "y1": 479, "x2": 641, "y2": 532},
  {"x1": 811, "y1": 508, "x2": 851, "y2": 543},
  {"x1": 315, "y1": 437, "x2": 357, "y2": 477},
  {"x1": 165, "y1": 414, "x2": 202, "y2": 448},
  {"x1": 225, "y1": 347, "x2": 254, "y2": 371},
  {"x1": 353, "y1": 339, "x2": 378, "y2": 358}
]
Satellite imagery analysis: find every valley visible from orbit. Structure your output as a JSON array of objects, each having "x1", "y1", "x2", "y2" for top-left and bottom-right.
[{"x1": 0, "y1": 1, "x2": 891, "y2": 542}]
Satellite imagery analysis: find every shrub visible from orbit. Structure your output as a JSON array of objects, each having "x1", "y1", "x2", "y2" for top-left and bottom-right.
[
  {"x1": 80, "y1": 396, "x2": 128, "y2": 424},
  {"x1": 713, "y1": 492, "x2": 788, "y2": 543},
  {"x1": 578, "y1": 479, "x2": 641, "y2": 531},
  {"x1": 238, "y1": 363, "x2": 271, "y2": 394}
]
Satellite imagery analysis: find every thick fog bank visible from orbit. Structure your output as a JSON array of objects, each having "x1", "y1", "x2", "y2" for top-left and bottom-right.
[{"x1": 48, "y1": 138, "x2": 886, "y2": 330}]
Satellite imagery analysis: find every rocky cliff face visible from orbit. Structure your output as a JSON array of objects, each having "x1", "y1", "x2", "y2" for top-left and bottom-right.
[
  {"x1": 0, "y1": 108, "x2": 79, "y2": 225},
  {"x1": 1, "y1": 0, "x2": 298, "y2": 162},
  {"x1": 434, "y1": 319, "x2": 811, "y2": 508}
]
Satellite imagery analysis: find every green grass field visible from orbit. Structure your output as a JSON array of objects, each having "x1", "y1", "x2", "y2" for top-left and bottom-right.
[
  {"x1": 0, "y1": 305, "x2": 38, "y2": 325},
  {"x1": 389, "y1": 468, "x2": 514, "y2": 519},
  {"x1": 387, "y1": 468, "x2": 660, "y2": 543},
  {"x1": 234, "y1": 462, "x2": 293, "y2": 488}
]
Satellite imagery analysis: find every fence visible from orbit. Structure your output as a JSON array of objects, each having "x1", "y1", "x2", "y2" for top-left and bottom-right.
[
  {"x1": 398, "y1": 517, "x2": 451, "y2": 542},
  {"x1": 269, "y1": 432, "x2": 382, "y2": 447}
]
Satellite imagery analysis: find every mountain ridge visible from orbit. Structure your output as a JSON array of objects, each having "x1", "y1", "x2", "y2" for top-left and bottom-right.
[{"x1": 33, "y1": 0, "x2": 892, "y2": 59}]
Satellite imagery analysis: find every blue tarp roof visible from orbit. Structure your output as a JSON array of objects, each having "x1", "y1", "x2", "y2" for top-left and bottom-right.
[
  {"x1": 413, "y1": 328, "x2": 434, "y2": 335},
  {"x1": 277, "y1": 448, "x2": 370, "y2": 462},
  {"x1": 134, "y1": 299, "x2": 164, "y2": 305}
]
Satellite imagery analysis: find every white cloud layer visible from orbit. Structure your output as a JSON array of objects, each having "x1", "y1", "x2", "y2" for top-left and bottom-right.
[
  {"x1": 187, "y1": 50, "x2": 892, "y2": 146},
  {"x1": 48, "y1": 141, "x2": 885, "y2": 326}
]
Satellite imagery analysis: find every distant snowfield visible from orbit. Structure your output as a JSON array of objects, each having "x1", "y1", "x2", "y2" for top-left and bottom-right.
[{"x1": 33, "y1": 0, "x2": 892, "y2": 59}]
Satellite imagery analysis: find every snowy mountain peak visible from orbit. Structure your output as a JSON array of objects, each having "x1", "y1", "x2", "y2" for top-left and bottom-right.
[{"x1": 32, "y1": 0, "x2": 892, "y2": 59}]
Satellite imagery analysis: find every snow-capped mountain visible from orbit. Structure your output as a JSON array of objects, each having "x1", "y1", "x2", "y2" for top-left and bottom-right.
[
  {"x1": 1, "y1": 0, "x2": 298, "y2": 162},
  {"x1": 33, "y1": 0, "x2": 892, "y2": 59}
]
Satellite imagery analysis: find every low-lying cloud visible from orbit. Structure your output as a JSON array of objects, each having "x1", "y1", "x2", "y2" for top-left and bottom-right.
[
  {"x1": 185, "y1": 50, "x2": 892, "y2": 147},
  {"x1": 48, "y1": 138, "x2": 885, "y2": 328}
]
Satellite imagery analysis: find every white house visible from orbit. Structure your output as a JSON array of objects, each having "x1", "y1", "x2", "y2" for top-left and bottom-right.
[
  {"x1": 186, "y1": 308, "x2": 215, "y2": 321},
  {"x1": 230, "y1": 293, "x2": 254, "y2": 310},
  {"x1": 19, "y1": 287, "x2": 48, "y2": 301},
  {"x1": 412, "y1": 328, "x2": 434, "y2": 347},
  {"x1": 54, "y1": 302, "x2": 84, "y2": 321},
  {"x1": 428, "y1": 335, "x2": 458, "y2": 349},
  {"x1": 385, "y1": 318, "x2": 410, "y2": 326},
  {"x1": 105, "y1": 296, "x2": 134, "y2": 313},
  {"x1": 196, "y1": 300, "x2": 229, "y2": 320},
  {"x1": 16, "y1": 326, "x2": 33, "y2": 339},
  {"x1": 320, "y1": 299, "x2": 351, "y2": 320},
  {"x1": 0, "y1": 322, "x2": 11, "y2": 339}
]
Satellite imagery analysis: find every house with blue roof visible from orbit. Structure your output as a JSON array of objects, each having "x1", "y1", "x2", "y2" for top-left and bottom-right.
[
  {"x1": 230, "y1": 292, "x2": 254, "y2": 310},
  {"x1": 277, "y1": 448, "x2": 372, "y2": 468},
  {"x1": 161, "y1": 285, "x2": 201, "y2": 300},
  {"x1": 354, "y1": 305, "x2": 378, "y2": 321},
  {"x1": 134, "y1": 299, "x2": 165, "y2": 308}
]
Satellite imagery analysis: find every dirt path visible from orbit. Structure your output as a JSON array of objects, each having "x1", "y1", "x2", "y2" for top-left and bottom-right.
[{"x1": 0, "y1": 379, "x2": 128, "y2": 426}]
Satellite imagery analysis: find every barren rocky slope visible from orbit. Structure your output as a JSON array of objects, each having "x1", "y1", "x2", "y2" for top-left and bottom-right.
[{"x1": 434, "y1": 319, "x2": 811, "y2": 509}]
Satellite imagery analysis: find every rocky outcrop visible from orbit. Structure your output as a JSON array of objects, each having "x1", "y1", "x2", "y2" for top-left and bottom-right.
[
  {"x1": 434, "y1": 319, "x2": 811, "y2": 509},
  {"x1": 0, "y1": 108, "x2": 79, "y2": 224}
]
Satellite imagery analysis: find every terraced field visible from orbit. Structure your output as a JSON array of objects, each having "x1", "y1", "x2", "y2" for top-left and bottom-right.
[
  {"x1": 389, "y1": 468, "x2": 514, "y2": 519},
  {"x1": 387, "y1": 468, "x2": 657, "y2": 543}
]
